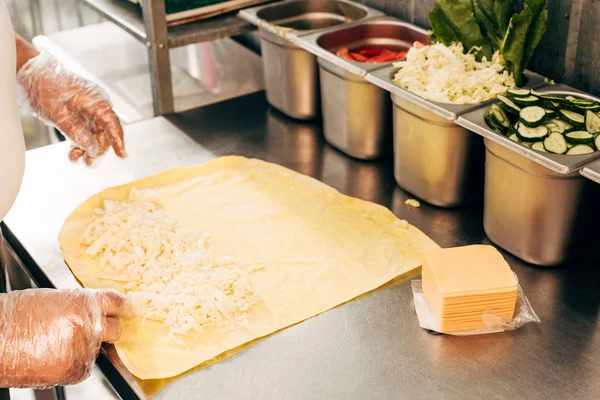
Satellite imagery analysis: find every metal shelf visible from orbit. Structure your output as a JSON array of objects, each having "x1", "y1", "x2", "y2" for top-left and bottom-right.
[
  {"x1": 84, "y1": 0, "x2": 256, "y2": 48},
  {"x1": 82, "y1": 0, "x2": 261, "y2": 116}
]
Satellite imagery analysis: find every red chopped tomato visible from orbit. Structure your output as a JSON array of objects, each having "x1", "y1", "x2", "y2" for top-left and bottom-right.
[
  {"x1": 335, "y1": 47, "x2": 407, "y2": 63},
  {"x1": 336, "y1": 47, "x2": 354, "y2": 61},
  {"x1": 350, "y1": 52, "x2": 369, "y2": 62},
  {"x1": 358, "y1": 48, "x2": 381, "y2": 58}
]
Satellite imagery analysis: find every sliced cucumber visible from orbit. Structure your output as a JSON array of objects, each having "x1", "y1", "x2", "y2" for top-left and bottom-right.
[
  {"x1": 512, "y1": 95, "x2": 539, "y2": 107},
  {"x1": 508, "y1": 133, "x2": 520, "y2": 143},
  {"x1": 497, "y1": 95, "x2": 522, "y2": 115},
  {"x1": 485, "y1": 115, "x2": 506, "y2": 134},
  {"x1": 532, "y1": 141, "x2": 546, "y2": 152},
  {"x1": 520, "y1": 106, "x2": 546, "y2": 127},
  {"x1": 544, "y1": 121, "x2": 559, "y2": 132},
  {"x1": 516, "y1": 123, "x2": 549, "y2": 142},
  {"x1": 507, "y1": 88, "x2": 531, "y2": 97},
  {"x1": 544, "y1": 132, "x2": 568, "y2": 154},
  {"x1": 565, "y1": 95, "x2": 578, "y2": 102},
  {"x1": 540, "y1": 94, "x2": 567, "y2": 103},
  {"x1": 586, "y1": 110, "x2": 600, "y2": 133},
  {"x1": 570, "y1": 99, "x2": 595, "y2": 106},
  {"x1": 566, "y1": 144, "x2": 595, "y2": 155},
  {"x1": 595, "y1": 133, "x2": 600, "y2": 150},
  {"x1": 547, "y1": 118, "x2": 574, "y2": 134},
  {"x1": 544, "y1": 109, "x2": 556, "y2": 119},
  {"x1": 576, "y1": 104, "x2": 600, "y2": 112},
  {"x1": 565, "y1": 130, "x2": 594, "y2": 144},
  {"x1": 558, "y1": 109, "x2": 585, "y2": 127},
  {"x1": 487, "y1": 104, "x2": 510, "y2": 129}
]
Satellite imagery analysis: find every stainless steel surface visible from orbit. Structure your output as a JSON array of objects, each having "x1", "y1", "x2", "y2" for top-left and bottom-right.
[
  {"x1": 240, "y1": 0, "x2": 382, "y2": 120},
  {"x1": 84, "y1": 0, "x2": 257, "y2": 48},
  {"x1": 296, "y1": 17, "x2": 427, "y2": 77},
  {"x1": 365, "y1": 66, "x2": 546, "y2": 207},
  {"x1": 318, "y1": 61, "x2": 392, "y2": 159},
  {"x1": 32, "y1": 22, "x2": 264, "y2": 124},
  {"x1": 259, "y1": 33, "x2": 321, "y2": 119},
  {"x1": 581, "y1": 158, "x2": 600, "y2": 184},
  {"x1": 306, "y1": 18, "x2": 428, "y2": 159},
  {"x1": 3, "y1": 93, "x2": 600, "y2": 400},
  {"x1": 365, "y1": 66, "x2": 548, "y2": 121},
  {"x1": 392, "y1": 93, "x2": 484, "y2": 207},
  {"x1": 483, "y1": 139, "x2": 600, "y2": 267},
  {"x1": 141, "y1": 0, "x2": 173, "y2": 115},
  {"x1": 457, "y1": 85, "x2": 600, "y2": 174}
]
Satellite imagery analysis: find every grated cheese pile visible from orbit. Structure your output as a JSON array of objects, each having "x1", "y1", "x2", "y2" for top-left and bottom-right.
[
  {"x1": 392, "y1": 42, "x2": 516, "y2": 104},
  {"x1": 79, "y1": 188, "x2": 261, "y2": 344}
]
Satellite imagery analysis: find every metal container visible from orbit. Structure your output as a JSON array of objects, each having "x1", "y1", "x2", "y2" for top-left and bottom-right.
[
  {"x1": 456, "y1": 85, "x2": 600, "y2": 266},
  {"x1": 297, "y1": 18, "x2": 429, "y2": 159},
  {"x1": 366, "y1": 67, "x2": 547, "y2": 207},
  {"x1": 239, "y1": 0, "x2": 382, "y2": 120}
]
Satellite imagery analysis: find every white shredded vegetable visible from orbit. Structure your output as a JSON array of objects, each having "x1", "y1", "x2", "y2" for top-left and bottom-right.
[
  {"x1": 392, "y1": 42, "x2": 516, "y2": 104},
  {"x1": 80, "y1": 187, "x2": 261, "y2": 344}
]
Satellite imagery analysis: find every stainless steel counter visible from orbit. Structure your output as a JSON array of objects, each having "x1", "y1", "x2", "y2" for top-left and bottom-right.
[{"x1": 3, "y1": 92, "x2": 600, "y2": 400}]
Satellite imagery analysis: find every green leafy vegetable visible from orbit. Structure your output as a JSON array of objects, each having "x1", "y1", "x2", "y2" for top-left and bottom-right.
[
  {"x1": 428, "y1": 0, "x2": 548, "y2": 87},
  {"x1": 472, "y1": 0, "x2": 515, "y2": 49},
  {"x1": 429, "y1": 0, "x2": 493, "y2": 60}
]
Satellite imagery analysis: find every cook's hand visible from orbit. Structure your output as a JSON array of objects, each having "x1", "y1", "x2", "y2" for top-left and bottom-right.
[
  {"x1": 0, "y1": 288, "x2": 125, "y2": 389},
  {"x1": 17, "y1": 52, "x2": 126, "y2": 166}
]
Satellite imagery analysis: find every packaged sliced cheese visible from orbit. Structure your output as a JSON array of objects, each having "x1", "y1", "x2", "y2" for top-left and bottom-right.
[{"x1": 412, "y1": 245, "x2": 540, "y2": 335}]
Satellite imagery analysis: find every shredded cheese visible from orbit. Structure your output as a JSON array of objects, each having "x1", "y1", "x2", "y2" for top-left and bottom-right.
[
  {"x1": 392, "y1": 42, "x2": 516, "y2": 104},
  {"x1": 80, "y1": 188, "x2": 260, "y2": 344},
  {"x1": 405, "y1": 199, "x2": 421, "y2": 208}
]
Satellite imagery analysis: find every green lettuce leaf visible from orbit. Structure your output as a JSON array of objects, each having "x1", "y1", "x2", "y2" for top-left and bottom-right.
[
  {"x1": 502, "y1": 0, "x2": 547, "y2": 86},
  {"x1": 473, "y1": 0, "x2": 515, "y2": 49},
  {"x1": 429, "y1": 0, "x2": 494, "y2": 60}
]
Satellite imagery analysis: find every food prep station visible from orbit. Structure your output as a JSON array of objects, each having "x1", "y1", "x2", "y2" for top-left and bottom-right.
[{"x1": 3, "y1": 0, "x2": 600, "y2": 399}]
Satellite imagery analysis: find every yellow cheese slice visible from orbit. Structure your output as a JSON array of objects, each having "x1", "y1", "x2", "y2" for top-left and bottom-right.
[{"x1": 59, "y1": 156, "x2": 438, "y2": 380}]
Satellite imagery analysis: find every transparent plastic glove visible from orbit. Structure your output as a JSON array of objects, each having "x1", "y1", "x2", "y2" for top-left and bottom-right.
[
  {"x1": 0, "y1": 288, "x2": 125, "y2": 389},
  {"x1": 16, "y1": 52, "x2": 126, "y2": 166}
]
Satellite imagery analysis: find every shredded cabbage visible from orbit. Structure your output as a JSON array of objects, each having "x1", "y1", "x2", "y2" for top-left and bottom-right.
[{"x1": 392, "y1": 43, "x2": 516, "y2": 104}]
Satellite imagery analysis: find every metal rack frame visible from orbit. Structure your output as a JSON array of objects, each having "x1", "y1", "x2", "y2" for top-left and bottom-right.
[{"x1": 82, "y1": 0, "x2": 259, "y2": 116}]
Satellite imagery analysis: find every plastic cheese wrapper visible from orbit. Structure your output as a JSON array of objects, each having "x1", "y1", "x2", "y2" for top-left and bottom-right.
[{"x1": 411, "y1": 274, "x2": 540, "y2": 335}]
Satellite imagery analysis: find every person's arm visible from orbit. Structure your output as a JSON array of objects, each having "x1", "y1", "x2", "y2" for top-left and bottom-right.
[
  {"x1": 0, "y1": 289, "x2": 125, "y2": 389},
  {"x1": 15, "y1": 33, "x2": 38, "y2": 72},
  {"x1": 15, "y1": 34, "x2": 126, "y2": 165}
]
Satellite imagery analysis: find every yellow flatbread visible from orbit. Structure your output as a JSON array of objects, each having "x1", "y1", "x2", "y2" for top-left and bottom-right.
[{"x1": 58, "y1": 156, "x2": 438, "y2": 380}]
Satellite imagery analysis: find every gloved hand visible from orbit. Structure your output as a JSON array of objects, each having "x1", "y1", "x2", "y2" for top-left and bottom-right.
[
  {"x1": 0, "y1": 288, "x2": 125, "y2": 389},
  {"x1": 17, "y1": 52, "x2": 126, "y2": 166}
]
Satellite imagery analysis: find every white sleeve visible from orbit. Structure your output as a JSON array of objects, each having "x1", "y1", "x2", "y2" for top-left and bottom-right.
[{"x1": 0, "y1": 0, "x2": 26, "y2": 221}]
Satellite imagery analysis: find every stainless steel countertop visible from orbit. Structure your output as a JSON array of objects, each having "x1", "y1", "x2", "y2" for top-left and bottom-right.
[{"x1": 3, "y1": 92, "x2": 600, "y2": 400}]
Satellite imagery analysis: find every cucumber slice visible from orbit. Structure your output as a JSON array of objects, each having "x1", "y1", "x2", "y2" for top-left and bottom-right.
[
  {"x1": 546, "y1": 118, "x2": 574, "y2": 134},
  {"x1": 507, "y1": 88, "x2": 531, "y2": 97},
  {"x1": 595, "y1": 133, "x2": 600, "y2": 150},
  {"x1": 485, "y1": 114, "x2": 507, "y2": 134},
  {"x1": 565, "y1": 95, "x2": 578, "y2": 102},
  {"x1": 487, "y1": 104, "x2": 510, "y2": 129},
  {"x1": 544, "y1": 121, "x2": 559, "y2": 132},
  {"x1": 540, "y1": 94, "x2": 567, "y2": 103},
  {"x1": 544, "y1": 132, "x2": 568, "y2": 154},
  {"x1": 565, "y1": 130, "x2": 594, "y2": 144},
  {"x1": 577, "y1": 105, "x2": 600, "y2": 112},
  {"x1": 544, "y1": 109, "x2": 556, "y2": 118},
  {"x1": 570, "y1": 99, "x2": 595, "y2": 106},
  {"x1": 532, "y1": 141, "x2": 546, "y2": 152},
  {"x1": 558, "y1": 109, "x2": 585, "y2": 127},
  {"x1": 566, "y1": 144, "x2": 595, "y2": 155},
  {"x1": 508, "y1": 133, "x2": 520, "y2": 143},
  {"x1": 516, "y1": 123, "x2": 549, "y2": 142},
  {"x1": 520, "y1": 106, "x2": 546, "y2": 127},
  {"x1": 586, "y1": 110, "x2": 600, "y2": 133},
  {"x1": 497, "y1": 95, "x2": 521, "y2": 115},
  {"x1": 512, "y1": 95, "x2": 539, "y2": 107}
]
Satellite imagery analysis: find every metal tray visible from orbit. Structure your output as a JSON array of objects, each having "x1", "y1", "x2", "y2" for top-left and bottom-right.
[
  {"x1": 365, "y1": 66, "x2": 547, "y2": 121},
  {"x1": 456, "y1": 84, "x2": 600, "y2": 174},
  {"x1": 580, "y1": 158, "x2": 600, "y2": 184},
  {"x1": 238, "y1": 0, "x2": 383, "y2": 42},
  {"x1": 295, "y1": 17, "x2": 428, "y2": 77}
]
